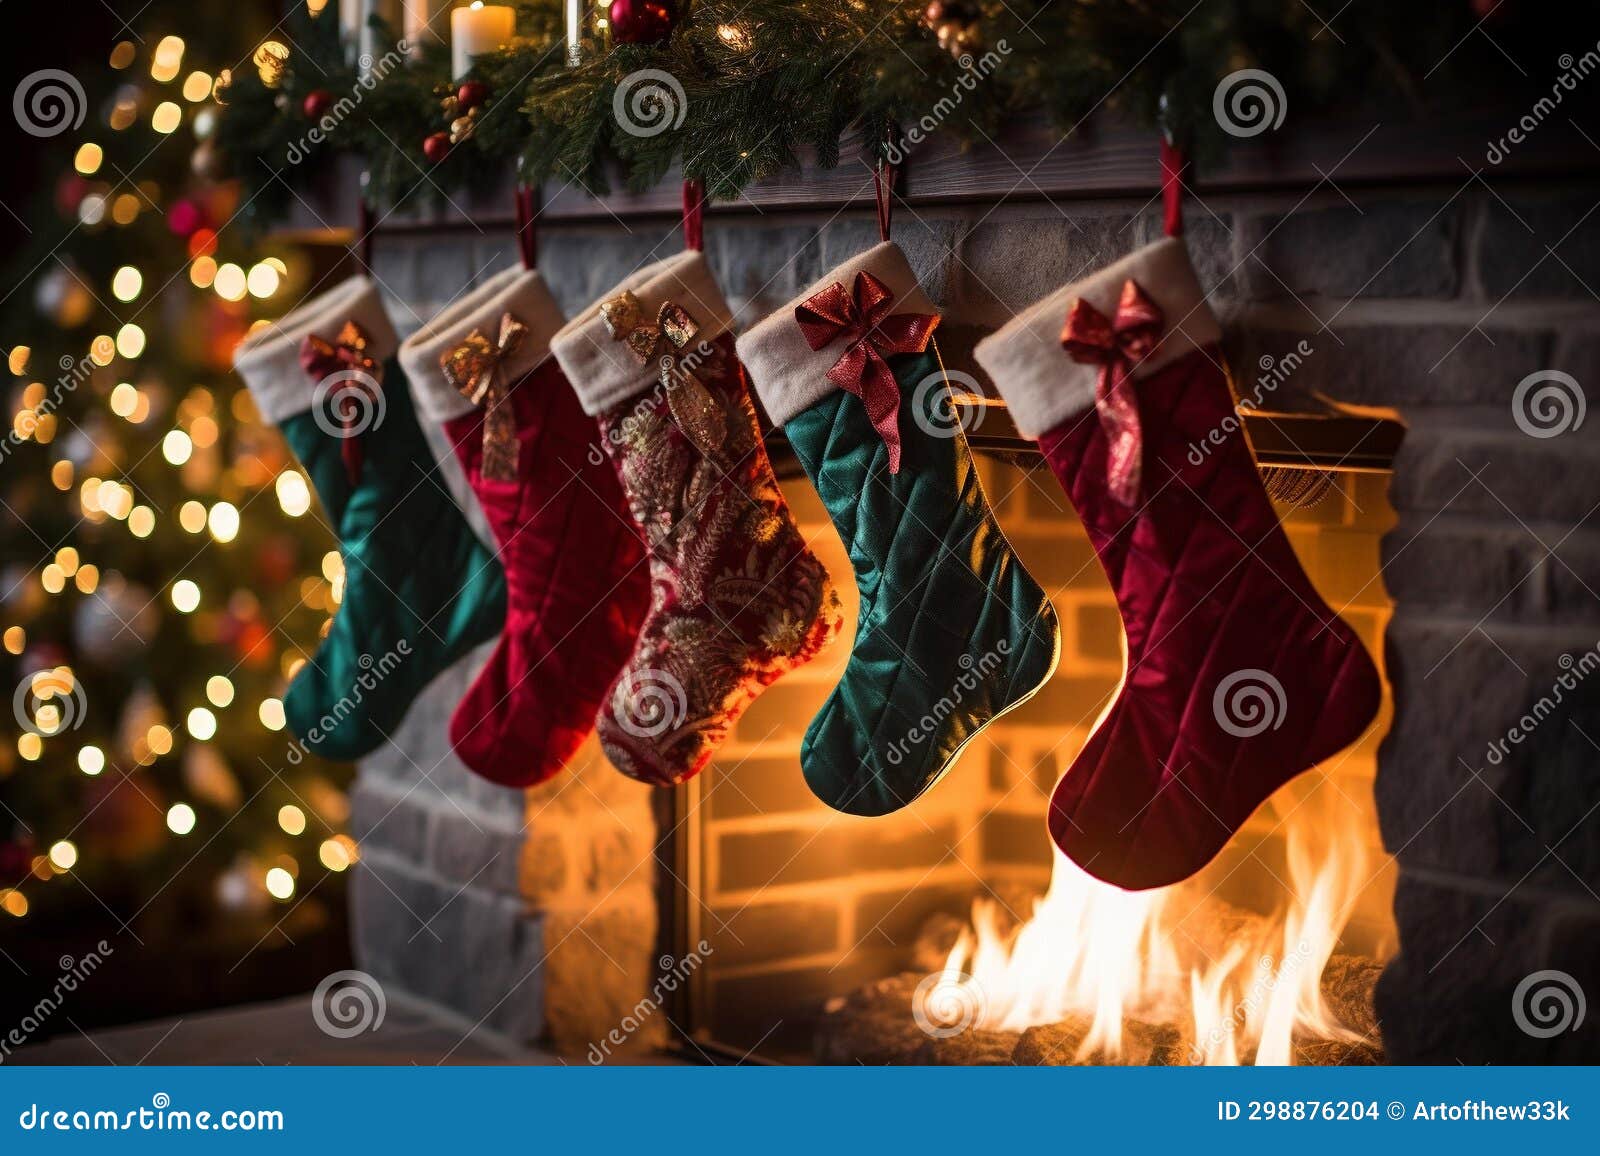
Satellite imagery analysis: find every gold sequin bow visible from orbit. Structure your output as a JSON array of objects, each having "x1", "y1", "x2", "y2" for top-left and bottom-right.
[
  {"x1": 600, "y1": 290, "x2": 725, "y2": 457},
  {"x1": 440, "y1": 312, "x2": 529, "y2": 482}
]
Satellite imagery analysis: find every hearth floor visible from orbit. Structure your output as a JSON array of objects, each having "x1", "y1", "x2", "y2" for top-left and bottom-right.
[{"x1": 14, "y1": 993, "x2": 687, "y2": 1066}]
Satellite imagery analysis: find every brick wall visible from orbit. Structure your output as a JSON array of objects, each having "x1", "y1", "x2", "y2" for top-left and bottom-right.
[{"x1": 352, "y1": 177, "x2": 1599, "y2": 1062}]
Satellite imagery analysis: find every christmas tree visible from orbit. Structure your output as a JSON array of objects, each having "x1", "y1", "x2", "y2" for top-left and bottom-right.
[{"x1": 1, "y1": 4, "x2": 358, "y2": 1023}]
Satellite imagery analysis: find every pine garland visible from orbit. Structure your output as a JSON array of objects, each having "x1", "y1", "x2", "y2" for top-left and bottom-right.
[{"x1": 212, "y1": 0, "x2": 1520, "y2": 227}]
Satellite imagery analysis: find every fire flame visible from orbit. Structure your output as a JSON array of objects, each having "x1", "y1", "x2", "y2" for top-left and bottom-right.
[{"x1": 937, "y1": 790, "x2": 1374, "y2": 1064}]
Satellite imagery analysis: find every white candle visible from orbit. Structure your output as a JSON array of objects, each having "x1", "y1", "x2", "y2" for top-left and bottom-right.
[
  {"x1": 402, "y1": 0, "x2": 448, "y2": 56},
  {"x1": 451, "y1": 2, "x2": 516, "y2": 80},
  {"x1": 565, "y1": 0, "x2": 582, "y2": 66}
]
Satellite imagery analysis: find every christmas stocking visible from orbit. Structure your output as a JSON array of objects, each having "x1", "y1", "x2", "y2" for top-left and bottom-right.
[
  {"x1": 551, "y1": 250, "x2": 842, "y2": 786},
  {"x1": 974, "y1": 237, "x2": 1381, "y2": 890},
  {"x1": 400, "y1": 265, "x2": 650, "y2": 787},
  {"x1": 738, "y1": 242, "x2": 1061, "y2": 816},
  {"x1": 234, "y1": 275, "x2": 507, "y2": 761}
]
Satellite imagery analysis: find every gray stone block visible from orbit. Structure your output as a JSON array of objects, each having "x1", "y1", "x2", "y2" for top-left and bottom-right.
[
  {"x1": 352, "y1": 849, "x2": 546, "y2": 1041},
  {"x1": 1376, "y1": 873, "x2": 1600, "y2": 1062},
  {"x1": 1388, "y1": 421, "x2": 1600, "y2": 524},
  {"x1": 1477, "y1": 192, "x2": 1600, "y2": 300},
  {"x1": 1238, "y1": 200, "x2": 1461, "y2": 301},
  {"x1": 954, "y1": 211, "x2": 1137, "y2": 327}
]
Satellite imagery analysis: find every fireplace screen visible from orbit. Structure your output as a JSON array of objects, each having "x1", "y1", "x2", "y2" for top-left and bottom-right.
[{"x1": 657, "y1": 457, "x2": 1396, "y2": 1065}]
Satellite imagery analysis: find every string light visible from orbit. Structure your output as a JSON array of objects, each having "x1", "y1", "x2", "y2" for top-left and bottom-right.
[
  {"x1": 162, "y1": 429, "x2": 193, "y2": 465},
  {"x1": 115, "y1": 323, "x2": 146, "y2": 358},
  {"x1": 206, "y1": 676, "x2": 235, "y2": 708},
  {"x1": 77, "y1": 746, "x2": 105, "y2": 775},
  {"x1": 259, "y1": 699, "x2": 286, "y2": 731},
  {"x1": 171, "y1": 579, "x2": 201, "y2": 613},
  {"x1": 179, "y1": 501, "x2": 207, "y2": 533},
  {"x1": 264, "y1": 866, "x2": 295, "y2": 901},
  {"x1": 275, "y1": 470, "x2": 311, "y2": 516},
  {"x1": 17, "y1": 734, "x2": 42, "y2": 761},
  {"x1": 74, "y1": 143, "x2": 103, "y2": 175},
  {"x1": 213, "y1": 263, "x2": 247, "y2": 301},
  {"x1": 112, "y1": 266, "x2": 143, "y2": 301},
  {"x1": 190, "y1": 256, "x2": 217, "y2": 289},
  {"x1": 128, "y1": 507, "x2": 155, "y2": 538},
  {"x1": 0, "y1": 890, "x2": 27, "y2": 918},
  {"x1": 2, "y1": 626, "x2": 23, "y2": 655},
  {"x1": 186, "y1": 707, "x2": 217, "y2": 741},
  {"x1": 51, "y1": 460, "x2": 74, "y2": 490},
  {"x1": 182, "y1": 71, "x2": 213, "y2": 102},
  {"x1": 151, "y1": 35, "x2": 185, "y2": 82},
  {"x1": 208, "y1": 502, "x2": 240, "y2": 542},
  {"x1": 48, "y1": 840, "x2": 78, "y2": 872},
  {"x1": 278, "y1": 805, "x2": 306, "y2": 836},
  {"x1": 152, "y1": 101, "x2": 182, "y2": 134},
  {"x1": 246, "y1": 262, "x2": 281, "y2": 298},
  {"x1": 166, "y1": 804, "x2": 197, "y2": 835},
  {"x1": 147, "y1": 725, "x2": 173, "y2": 756},
  {"x1": 109, "y1": 41, "x2": 136, "y2": 69},
  {"x1": 319, "y1": 836, "x2": 358, "y2": 871}
]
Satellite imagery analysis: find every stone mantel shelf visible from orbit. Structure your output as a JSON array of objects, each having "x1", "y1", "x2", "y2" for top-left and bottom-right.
[{"x1": 274, "y1": 107, "x2": 1596, "y2": 241}]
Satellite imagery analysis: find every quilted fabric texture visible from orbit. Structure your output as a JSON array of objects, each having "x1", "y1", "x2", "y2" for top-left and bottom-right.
[
  {"x1": 594, "y1": 333, "x2": 842, "y2": 786},
  {"x1": 441, "y1": 356, "x2": 650, "y2": 787},
  {"x1": 1040, "y1": 344, "x2": 1381, "y2": 890},
  {"x1": 277, "y1": 355, "x2": 508, "y2": 760},
  {"x1": 784, "y1": 344, "x2": 1061, "y2": 816}
]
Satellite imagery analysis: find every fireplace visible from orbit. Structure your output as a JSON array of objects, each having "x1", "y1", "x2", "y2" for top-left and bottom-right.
[
  {"x1": 341, "y1": 154, "x2": 1600, "y2": 1065},
  {"x1": 654, "y1": 439, "x2": 1397, "y2": 1065}
]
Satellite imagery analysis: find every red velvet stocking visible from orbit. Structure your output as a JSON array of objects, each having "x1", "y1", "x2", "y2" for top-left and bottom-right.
[{"x1": 977, "y1": 238, "x2": 1381, "y2": 890}]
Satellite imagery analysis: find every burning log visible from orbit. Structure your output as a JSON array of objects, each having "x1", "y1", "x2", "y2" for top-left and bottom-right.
[
  {"x1": 914, "y1": 1030, "x2": 1022, "y2": 1065},
  {"x1": 1012, "y1": 1015, "x2": 1191, "y2": 1066},
  {"x1": 814, "y1": 975, "x2": 931, "y2": 1066}
]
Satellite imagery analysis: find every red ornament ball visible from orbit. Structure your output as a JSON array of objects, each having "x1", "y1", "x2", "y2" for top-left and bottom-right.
[
  {"x1": 609, "y1": 0, "x2": 677, "y2": 45},
  {"x1": 456, "y1": 81, "x2": 490, "y2": 112},
  {"x1": 423, "y1": 131, "x2": 452, "y2": 164},
  {"x1": 303, "y1": 89, "x2": 335, "y2": 120}
]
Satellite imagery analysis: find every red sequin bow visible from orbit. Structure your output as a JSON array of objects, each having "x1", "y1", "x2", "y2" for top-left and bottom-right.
[
  {"x1": 793, "y1": 271, "x2": 939, "y2": 473},
  {"x1": 1059, "y1": 279, "x2": 1164, "y2": 507},
  {"x1": 440, "y1": 312, "x2": 530, "y2": 483},
  {"x1": 300, "y1": 320, "x2": 383, "y2": 485}
]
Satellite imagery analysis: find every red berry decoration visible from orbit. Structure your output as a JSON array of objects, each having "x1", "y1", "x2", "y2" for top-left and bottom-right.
[
  {"x1": 456, "y1": 81, "x2": 490, "y2": 112},
  {"x1": 303, "y1": 89, "x2": 335, "y2": 120},
  {"x1": 609, "y1": 0, "x2": 677, "y2": 45},
  {"x1": 423, "y1": 131, "x2": 452, "y2": 164}
]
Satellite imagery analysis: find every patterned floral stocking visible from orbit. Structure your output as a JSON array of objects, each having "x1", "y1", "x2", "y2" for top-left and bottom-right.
[{"x1": 552, "y1": 251, "x2": 842, "y2": 786}]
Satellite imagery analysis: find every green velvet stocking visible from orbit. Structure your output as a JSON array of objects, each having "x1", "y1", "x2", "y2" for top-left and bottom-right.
[
  {"x1": 276, "y1": 356, "x2": 507, "y2": 760},
  {"x1": 784, "y1": 344, "x2": 1060, "y2": 815}
]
